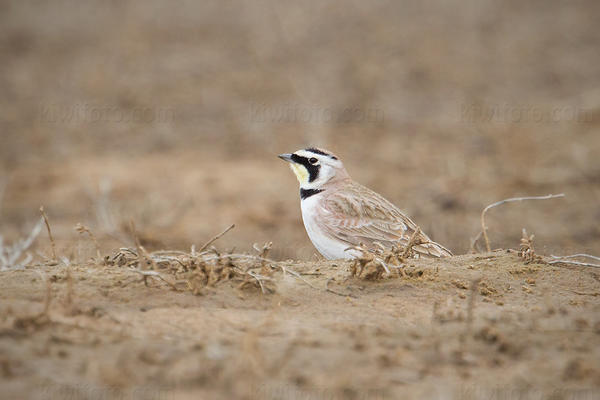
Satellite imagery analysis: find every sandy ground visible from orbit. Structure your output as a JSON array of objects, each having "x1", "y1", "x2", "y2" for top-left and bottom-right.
[
  {"x1": 2, "y1": 1, "x2": 600, "y2": 398},
  {"x1": 1, "y1": 252, "x2": 599, "y2": 399}
]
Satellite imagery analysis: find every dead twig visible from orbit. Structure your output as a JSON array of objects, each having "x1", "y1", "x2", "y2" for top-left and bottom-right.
[
  {"x1": 480, "y1": 193, "x2": 565, "y2": 252},
  {"x1": 75, "y1": 223, "x2": 102, "y2": 260},
  {"x1": 518, "y1": 228, "x2": 541, "y2": 263},
  {"x1": 151, "y1": 250, "x2": 190, "y2": 256},
  {"x1": 401, "y1": 227, "x2": 424, "y2": 259},
  {"x1": 253, "y1": 242, "x2": 273, "y2": 274},
  {"x1": 198, "y1": 224, "x2": 235, "y2": 252},
  {"x1": 246, "y1": 270, "x2": 273, "y2": 294},
  {"x1": 0, "y1": 218, "x2": 43, "y2": 270},
  {"x1": 128, "y1": 220, "x2": 158, "y2": 270},
  {"x1": 126, "y1": 220, "x2": 179, "y2": 289},
  {"x1": 548, "y1": 254, "x2": 600, "y2": 268},
  {"x1": 128, "y1": 268, "x2": 179, "y2": 290},
  {"x1": 40, "y1": 206, "x2": 57, "y2": 261},
  {"x1": 277, "y1": 263, "x2": 356, "y2": 297},
  {"x1": 550, "y1": 254, "x2": 600, "y2": 262}
]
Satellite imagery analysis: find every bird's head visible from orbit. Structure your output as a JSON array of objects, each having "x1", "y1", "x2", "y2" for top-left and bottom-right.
[{"x1": 278, "y1": 147, "x2": 349, "y2": 190}]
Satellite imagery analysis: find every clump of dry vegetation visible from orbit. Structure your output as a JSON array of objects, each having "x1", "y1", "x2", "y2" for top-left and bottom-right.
[
  {"x1": 104, "y1": 223, "x2": 351, "y2": 296},
  {"x1": 518, "y1": 228, "x2": 541, "y2": 264},
  {"x1": 349, "y1": 249, "x2": 388, "y2": 280},
  {"x1": 109, "y1": 225, "x2": 280, "y2": 294},
  {"x1": 349, "y1": 228, "x2": 430, "y2": 280},
  {"x1": 346, "y1": 192, "x2": 599, "y2": 282},
  {"x1": 3, "y1": 190, "x2": 599, "y2": 294}
]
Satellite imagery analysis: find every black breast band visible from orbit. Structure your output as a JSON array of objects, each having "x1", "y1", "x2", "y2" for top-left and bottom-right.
[{"x1": 300, "y1": 188, "x2": 324, "y2": 200}]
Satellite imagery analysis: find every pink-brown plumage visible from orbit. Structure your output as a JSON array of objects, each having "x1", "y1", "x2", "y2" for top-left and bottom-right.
[
  {"x1": 279, "y1": 147, "x2": 452, "y2": 259},
  {"x1": 317, "y1": 180, "x2": 452, "y2": 258}
]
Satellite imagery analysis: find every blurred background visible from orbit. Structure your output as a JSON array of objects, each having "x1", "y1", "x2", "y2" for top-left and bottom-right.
[{"x1": 1, "y1": 0, "x2": 599, "y2": 260}]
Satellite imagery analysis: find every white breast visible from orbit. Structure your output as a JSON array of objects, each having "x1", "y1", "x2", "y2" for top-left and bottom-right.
[{"x1": 300, "y1": 193, "x2": 359, "y2": 260}]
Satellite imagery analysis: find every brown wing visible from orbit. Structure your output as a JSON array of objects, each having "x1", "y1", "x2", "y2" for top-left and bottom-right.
[{"x1": 318, "y1": 182, "x2": 452, "y2": 258}]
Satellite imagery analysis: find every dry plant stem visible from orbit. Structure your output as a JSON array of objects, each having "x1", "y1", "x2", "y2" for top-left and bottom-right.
[
  {"x1": 548, "y1": 254, "x2": 600, "y2": 268},
  {"x1": 198, "y1": 224, "x2": 235, "y2": 252},
  {"x1": 152, "y1": 250, "x2": 190, "y2": 256},
  {"x1": 548, "y1": 260, "x2": 600, "y2": 268},
  {"x1": 246, "y1": 270, "x2": 272, "y2": 294},
  {"x1": 129, "y1": 268, "x2": 178, "y2": 290},
  {"x1": 401, "y1": 227, "x2": 422, "y2": 258},
  {"x1": 376, "y1": 258, "x2": 390, "y2": 274},
  {"x1": 39, "y1": 206, "x2": 57, "y2": 261},
  {"x1": 75, "y1": 223, "x2": 102, "y2": 259},
  {"x1": 203, "y1": 253, "x2": 277, "y2": 265},
  {"x1": 129, "y1": 220, "x2": 142, "y2": 249},
  {"x1": 128, "y1": 220, "x2": 155, "y2": 269},
  {"x1": 519, "y1": 228, "x2": 537, "y2": 263},
  {"x1": 127, "y1": 220, "x2": 179, "y2": 288},
  {"x1": 279, "y1": 263, "x2": 355, "y2": 297},
  {"x1": 139, "y1": 245, "x2": 162, "y2": 276},
  {"x1": 551, "y1": 261, "x2": 599, "y2": 268},
  {"x1": 550, "y1": 254, "x2": 600, "y2": 262},
  {"x1": 1, "y1": 219, "x2": 43, "y2": 270},
  {"x1": 480, "y1": 193, "x2": 565, "y2": 252}
]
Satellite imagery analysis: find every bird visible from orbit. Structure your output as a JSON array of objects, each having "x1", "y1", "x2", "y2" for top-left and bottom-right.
[{"x1": 278, "y1": 147, "x2": 452, "y2": 260}]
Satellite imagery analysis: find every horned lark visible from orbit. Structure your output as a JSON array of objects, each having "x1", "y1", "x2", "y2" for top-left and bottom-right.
[{"x1": 279, "y1": 147, "x2": 452, "y2": 259}]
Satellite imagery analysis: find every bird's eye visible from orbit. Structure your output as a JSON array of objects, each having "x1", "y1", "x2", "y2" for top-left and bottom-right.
[{"x1": 309, "y1": 157, "x2": 318, "y2": 164}]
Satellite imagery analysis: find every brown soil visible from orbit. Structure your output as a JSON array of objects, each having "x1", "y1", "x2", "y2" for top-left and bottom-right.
[
  {"x1": 1, "y1": 253, "x2": 599, "y2": 399},
  {"x1": 1, "y1": 1, "x2": 600, "y2": 398}
]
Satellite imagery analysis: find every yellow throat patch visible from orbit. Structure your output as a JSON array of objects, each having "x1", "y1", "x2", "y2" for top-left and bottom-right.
[{"x1": 289, "y1": 163, "x2": 309, "y2": 185}]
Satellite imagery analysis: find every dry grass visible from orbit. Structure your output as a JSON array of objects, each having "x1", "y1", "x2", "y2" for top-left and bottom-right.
[
  {"x1": 39, "y1": 206, "x2": 57, "y2": 262},
  {"x1": 478, "y1": 194, "x2": 565, "y2": 252},
  {"x1": 2, "y1": 210, "x2": 600, "y2": 399},
  {"x1": 548, "y1": 253, "x2": 600, "y2": 268},
  {"x1": 106, "y1": 225, "x2": 351, "y2": 296},
  {"x1": 0, "y1": 218, "x2": 43, "y2": 271},
  {"x1": 518, "y1": 228, "x2": 541, "y2": 264}
]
